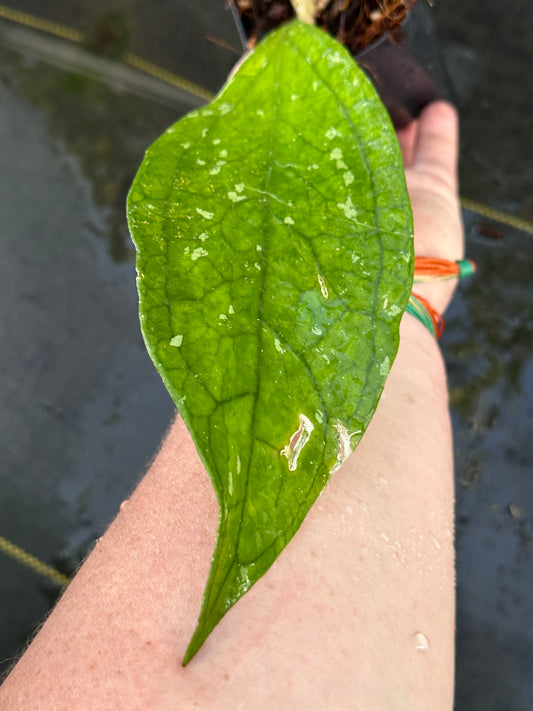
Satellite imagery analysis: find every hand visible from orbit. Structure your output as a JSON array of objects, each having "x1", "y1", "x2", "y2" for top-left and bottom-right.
[{"x1": 397, "y1": 102, "x2": 464, "y2": 315}]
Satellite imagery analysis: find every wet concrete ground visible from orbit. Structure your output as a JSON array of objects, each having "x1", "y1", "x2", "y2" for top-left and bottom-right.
[{"x1": 0, "y1": 1, "x2": 531, "y2": 707}]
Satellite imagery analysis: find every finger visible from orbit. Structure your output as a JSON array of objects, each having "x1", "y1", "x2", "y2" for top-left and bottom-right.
[
  {"x1": 411, "y1": 102, "x2": 458, "y2": 189},
  {"x1": 396, "y1": 120, "x2": 418, "y2": 168}
]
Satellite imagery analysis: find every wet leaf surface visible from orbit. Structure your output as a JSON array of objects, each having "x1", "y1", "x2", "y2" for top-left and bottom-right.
[{"x1": 127, "y1": 19, "x2": 413, "y2": 663}]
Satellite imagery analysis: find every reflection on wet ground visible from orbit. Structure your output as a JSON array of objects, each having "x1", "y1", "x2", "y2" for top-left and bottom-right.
[
  {"x1": 435, "y1": 0, "x2": 533, "y2": 223},
  {"x1": 443, "y1": 216, "x2": 533, "y2": 710},
  {"x1": 0, "y1": 1, "x2": 531, "y2": 705}
]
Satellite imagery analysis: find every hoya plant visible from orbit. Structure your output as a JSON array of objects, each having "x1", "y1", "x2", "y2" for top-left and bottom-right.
[
  {"x1": 236, "y1": 0, "x2": 418, "y2": 52},
  {"x1": 127, "y1": 14, "x2": 413, "y2": 665}
]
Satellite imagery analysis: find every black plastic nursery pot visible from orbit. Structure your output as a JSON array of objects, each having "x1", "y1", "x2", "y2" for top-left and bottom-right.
[
  {"x1": 356, "y1": 0, "x2": 453, "y2": 128},
  {"x1": 231, "y1": 0, "x2": 452, "y2": 128}
]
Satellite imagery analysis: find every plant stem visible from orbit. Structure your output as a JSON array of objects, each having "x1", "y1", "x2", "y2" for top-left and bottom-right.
[{"x1": 289, "y1": 0, "x2": 316, "y2": 24}]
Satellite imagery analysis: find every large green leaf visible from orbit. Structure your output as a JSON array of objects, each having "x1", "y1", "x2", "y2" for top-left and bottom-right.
[{"x1": 127, "y1": 19, "x2": 413, "y2": 664}]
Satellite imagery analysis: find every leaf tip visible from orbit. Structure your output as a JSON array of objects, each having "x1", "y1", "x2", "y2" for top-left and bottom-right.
[{"x1": 182, "y1": 626, "x2": 208, "y2": 666}]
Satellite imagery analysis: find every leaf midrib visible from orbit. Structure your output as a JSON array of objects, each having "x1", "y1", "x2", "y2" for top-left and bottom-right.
[{"x1": 287, "y1": 33, "x2": 385, "y2": 420}]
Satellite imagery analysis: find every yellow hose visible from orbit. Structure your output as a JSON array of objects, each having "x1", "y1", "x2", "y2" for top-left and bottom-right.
[
  {"x1": 0, "y1": 536, "x2": 70, "y2": 587},
  {"x1": 460, "y1": 197, "x2": 533, "y2": 236},
  {"x1": 0, "y1": 3, "x2": 83, "y2": 42},
  {"x1": 0, "y1": 3, "x2": 213, "y2": 101}
]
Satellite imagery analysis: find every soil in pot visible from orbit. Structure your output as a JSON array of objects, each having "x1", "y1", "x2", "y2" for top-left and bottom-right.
[{"x1": 233, "y1": 0, "x2": 418, "y2": 53}]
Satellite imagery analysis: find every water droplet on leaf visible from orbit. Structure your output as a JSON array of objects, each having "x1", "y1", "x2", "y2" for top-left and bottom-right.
[{"x1": 281, "y1": 414, "x2": 314, "y2": 472}]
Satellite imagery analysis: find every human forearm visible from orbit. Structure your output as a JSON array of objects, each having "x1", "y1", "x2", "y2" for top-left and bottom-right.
[
  {"x1": 0, "y1": 315, "x2": 454, "y2": 711},
  {"x1": 1, "y1": 100, "x2": 462, "y2": 710}
]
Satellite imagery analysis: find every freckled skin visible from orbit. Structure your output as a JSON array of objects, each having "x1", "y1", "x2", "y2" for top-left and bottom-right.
[{"x1": 0, "y1": 316, "x2": 455, "y2": 711}]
